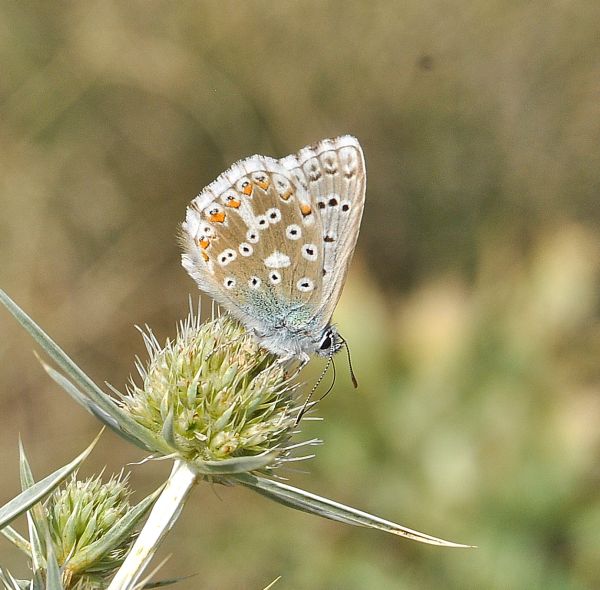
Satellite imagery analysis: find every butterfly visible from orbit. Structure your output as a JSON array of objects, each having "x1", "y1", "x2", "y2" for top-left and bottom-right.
[{"x1": 180, "y1": 135, "x2": 366, "y2": 363}]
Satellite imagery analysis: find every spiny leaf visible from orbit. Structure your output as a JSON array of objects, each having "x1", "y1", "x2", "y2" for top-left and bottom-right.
[
  {"x1": 0, "y1": 435, "x2": 99, "y2": 533},
  {"x1": 0, "y1": 290, "x2": 164, "y2": 454},
  {"x1": 234, "y1": 473, "x2": 474, "y2": 548}
]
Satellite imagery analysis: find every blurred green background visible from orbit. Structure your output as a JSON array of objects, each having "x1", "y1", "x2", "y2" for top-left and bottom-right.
[{"x1": 1, "y1": 2, "x2": 599, "y2": 588}]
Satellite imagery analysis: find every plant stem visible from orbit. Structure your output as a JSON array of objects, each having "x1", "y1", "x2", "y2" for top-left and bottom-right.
[{"x1": 108, "y1": 460, "x2": 197, "y2": 590}]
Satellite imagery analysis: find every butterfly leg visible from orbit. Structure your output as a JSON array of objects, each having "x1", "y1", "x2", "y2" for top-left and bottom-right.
[
  {"x1": 294, "y1": 352, "x2": 336, "y2": 424},
  {"x1": 280, "y1": 353, "x2": 309, "y2": 382}
]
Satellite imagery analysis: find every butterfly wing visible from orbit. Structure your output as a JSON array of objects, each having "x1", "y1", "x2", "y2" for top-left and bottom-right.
[
  {"x1": 180, "y1": 155, "x2": 326, "y2": 339},
  {"x1": 279, "y1": 135, "x2": 366, "y2": 329}
]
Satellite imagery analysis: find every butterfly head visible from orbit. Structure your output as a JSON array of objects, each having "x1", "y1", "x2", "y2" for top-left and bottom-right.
[
  {"x1": 316, "y1": 325, "x2": 342, "y2": 357},
  {"x1": 317, "y1": 325, "x2": 359, "y2": 389}
]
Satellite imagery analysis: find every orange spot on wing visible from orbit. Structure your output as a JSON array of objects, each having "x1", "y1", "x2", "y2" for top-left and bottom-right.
[
  {"x1": 241, "y1": 181, "x2": 253, "y2": 196},
  {"x1": 198, "y1": 238, "x2": 210, "y2": 249},
  {"x1": 280, "y1": 189, "x2": 293, "y2": 201},
  {"x1": 225, "y1": 199, "x2": 241, "y2": 208},
  {"x1": 208, "y1": 211, "x2": 226, "y2": 223},
  {"x1": 300, "y1": 203, "x2": 312, "y2": 216},
  {"x1": 201, "y1": 251, "x2": 209, "y2": 262},
  {"x1": 256, "y1": 179, "x2": 269, "y2": 190}
]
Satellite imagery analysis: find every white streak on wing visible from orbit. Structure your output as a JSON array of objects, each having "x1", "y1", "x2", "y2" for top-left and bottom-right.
[{"x1": 264, "y1": 251, "x2": 291, "y2": 268}]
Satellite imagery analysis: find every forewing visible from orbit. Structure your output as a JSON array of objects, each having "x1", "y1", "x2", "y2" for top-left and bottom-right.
[
  {"x1": 180, "y1": 156, "x2": 325, "y2": 332},
  {"x1": 280, "y1": 135, "x2": 366, "y2": 325}
]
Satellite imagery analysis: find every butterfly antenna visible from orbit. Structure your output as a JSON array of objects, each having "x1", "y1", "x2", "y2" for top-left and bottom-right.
[
  {"x1": 339, "y1": 336, "x2": 359, "y2": 388},
  {"x1": 295, "y1": 354, "x2": 333, "y2": 425},
  {"x1": 315, "y1": 355, "x2": 337, "y2": 403}
]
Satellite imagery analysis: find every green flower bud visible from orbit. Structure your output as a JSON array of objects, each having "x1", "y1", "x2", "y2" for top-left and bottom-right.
[
  {"x1": 47, "y1": 473, "x2": 134, "y2": 588},
  {"x1": 121, "y1": 313, "x2": 302, "y2": 470}
]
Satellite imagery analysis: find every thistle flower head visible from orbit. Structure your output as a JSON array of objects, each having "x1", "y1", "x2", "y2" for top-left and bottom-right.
[
  {"x1": 121, "y1": 312, "x2": 301, "y2": 470},
  {"x1": 47, "y1": 473, "x2": 133, "y2": 588}
]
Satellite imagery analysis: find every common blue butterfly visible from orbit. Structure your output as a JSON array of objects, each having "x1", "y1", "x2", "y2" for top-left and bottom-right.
[{"x1": 180, "y1": 136, "x2": 366, "y2": 362}]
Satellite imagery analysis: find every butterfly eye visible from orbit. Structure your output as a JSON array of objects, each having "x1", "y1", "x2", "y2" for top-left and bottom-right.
[{"x1": 319, "y1": 333, "x2": 333, "y2": 351}]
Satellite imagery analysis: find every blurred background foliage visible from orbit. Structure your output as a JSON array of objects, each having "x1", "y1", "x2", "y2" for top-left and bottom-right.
[{"x1": 1, "y1": 1, "x2": 599, "y2": 588}]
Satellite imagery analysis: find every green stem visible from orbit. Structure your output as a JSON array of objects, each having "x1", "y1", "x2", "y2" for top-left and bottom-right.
[{"x1": 108, "y1": 460, "x2": 197, "y2": 590}]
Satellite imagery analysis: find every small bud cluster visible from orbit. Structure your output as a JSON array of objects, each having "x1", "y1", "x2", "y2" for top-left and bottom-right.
[{"x1": 47, "y1": 473, "x2": 133, "y2": 588}]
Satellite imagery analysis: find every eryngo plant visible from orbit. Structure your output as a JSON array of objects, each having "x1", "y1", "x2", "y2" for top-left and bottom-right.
[
  {"x1": 121, "y1": 313, "x2": 301, "y2": 468},
  {"x1": 0, "y1": 438, "x2": 159, "y2": 590},
  {"x1": 0, "y1": 290, "x2": 472, "y2": 590}
]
